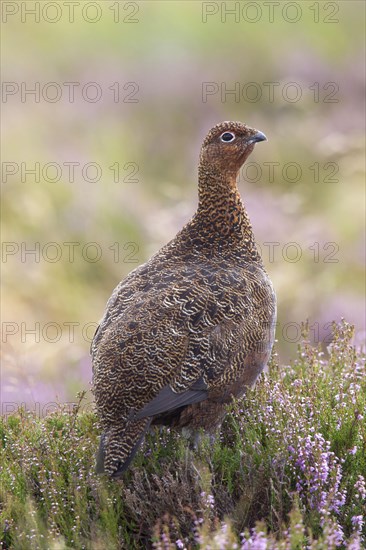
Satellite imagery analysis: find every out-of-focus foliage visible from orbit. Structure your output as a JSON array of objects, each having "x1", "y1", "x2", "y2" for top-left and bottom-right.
[{"x1": 1, "y1": 1, "x2": 365, "y2": 403}]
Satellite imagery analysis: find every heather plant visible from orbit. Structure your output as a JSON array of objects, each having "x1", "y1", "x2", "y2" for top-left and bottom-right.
[{"x1": 1, "y1": 321, "x2": 365, "y2": 549}]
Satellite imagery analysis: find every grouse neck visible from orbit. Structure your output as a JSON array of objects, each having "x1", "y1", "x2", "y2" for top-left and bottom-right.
[{"x1": 195, "y1": 162, "x2": 262, "y2": 261}]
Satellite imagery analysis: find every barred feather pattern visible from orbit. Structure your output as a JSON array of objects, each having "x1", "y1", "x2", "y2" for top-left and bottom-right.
[{"x1": 92, "y1": 121, "x2": 277, "y2": 477}]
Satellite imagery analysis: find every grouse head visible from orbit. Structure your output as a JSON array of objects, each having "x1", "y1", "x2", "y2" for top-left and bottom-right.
[{"x1": 199, "y1": 121, "x2": 267, "y2": 177}]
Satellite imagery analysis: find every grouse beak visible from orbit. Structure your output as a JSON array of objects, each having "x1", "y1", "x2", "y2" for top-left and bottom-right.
[{"x1": 247, "y1": 131, "x2": 267, "y2": 145}]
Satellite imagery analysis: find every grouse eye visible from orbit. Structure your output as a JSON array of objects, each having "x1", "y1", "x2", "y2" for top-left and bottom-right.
[{"x1": 220, "y1": 132, "x2": 235, "y2": 143}]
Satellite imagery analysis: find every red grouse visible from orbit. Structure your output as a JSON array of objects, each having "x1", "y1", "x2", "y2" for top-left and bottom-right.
[{"x1": 92, "y1": 121, "x2": 277, "y2": 477}]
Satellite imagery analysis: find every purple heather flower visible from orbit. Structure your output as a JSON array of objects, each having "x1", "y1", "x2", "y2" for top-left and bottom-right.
[
  {"x1": 351, "y1": 515, "x2": 364, "y2": 533},
  {"x1": 347, "y1": 534, "x2": 363, "y2": 550},
  {"x1": 201, "y1": 491, "x2": 215, "y2": 510},
  {"x1": 241, "y1": 529, "x2": 268, "y2": 550},
  {"x1": 354, "y1": 475, "x2": 366, "y2": 499},
  {"x1": 289, "y1": 433, "x2": 345, "y2": 514}
]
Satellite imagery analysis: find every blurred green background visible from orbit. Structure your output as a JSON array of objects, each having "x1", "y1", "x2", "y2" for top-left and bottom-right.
[{"x1": 1, "y1": 1, "x2": 365, "y2": 407}]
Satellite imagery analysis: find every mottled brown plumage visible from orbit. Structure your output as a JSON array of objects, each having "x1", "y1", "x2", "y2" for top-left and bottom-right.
[{"x1": 92, "y1": 121, "x2": 277, "y2": 477}]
